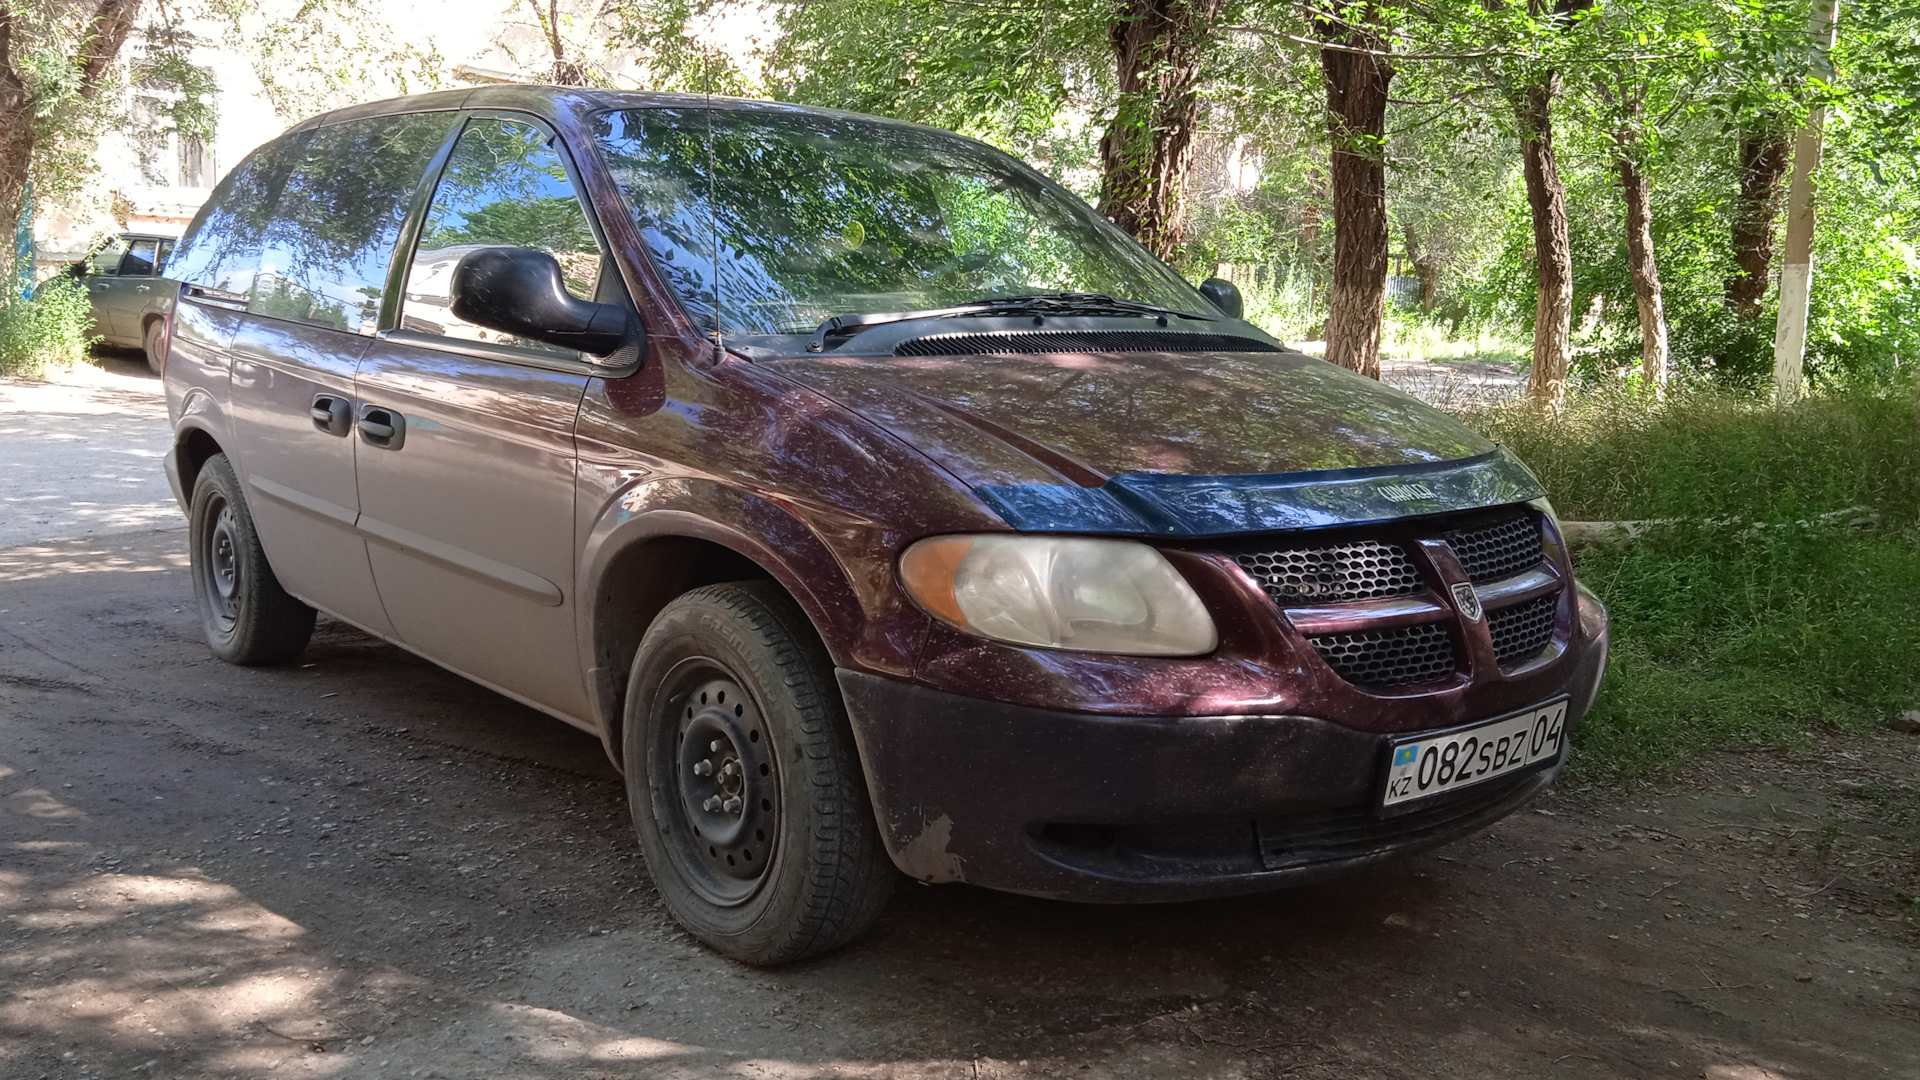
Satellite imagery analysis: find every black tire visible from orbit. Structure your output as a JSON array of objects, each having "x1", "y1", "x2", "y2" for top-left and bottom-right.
[
  {"x1": 142, "y1": 319, "x2": 165, "y2": 375},
  {"x1": 624, "y1": 581, "x2": 895, "y2": 964},
  {"x1": 188, "y1": 453, "x2": 315, "y2": 665}
]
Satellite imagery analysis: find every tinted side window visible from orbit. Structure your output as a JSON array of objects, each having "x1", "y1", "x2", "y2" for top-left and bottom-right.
[
  {"x1": 121, "y1": 239, "x2": 158, "y2": 276},
  {"x1": 157, "y1": 239, "x2": 175, "y2": 274},
  {"x1": 167, "y1": 134, "x2": 311, "y2": 303},
  {"x1": 91, "y1": 237, "x2": 128, "y2": 277},
  {"x1": 399, "y1": 117, "x2": 602, "y2": 352},
  {"x1": 250, "y1": 111, "x2": 457, "y2": 333}
]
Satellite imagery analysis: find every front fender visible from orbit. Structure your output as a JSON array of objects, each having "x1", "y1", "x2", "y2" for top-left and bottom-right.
[
  {"x1": 582, "y1": 476, "x2": 871, "y2": 654},
  {"x1": 575, "y1": 474, "x2": 933, "y2": 754}
]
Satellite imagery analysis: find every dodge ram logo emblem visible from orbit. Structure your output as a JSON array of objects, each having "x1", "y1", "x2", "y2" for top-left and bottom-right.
[{"x1": 1450, "y1": 581, "x2": 1483, "y2": 621}]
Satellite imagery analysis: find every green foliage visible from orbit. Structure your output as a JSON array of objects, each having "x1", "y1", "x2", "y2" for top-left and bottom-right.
[
  {"x1": 212, "y1": 0, "x2": 449, "y2": 121},
  {"x1": 1470, "y1": 385, "x2": 1920, "y2": 781},
  {"x1": 764, "y1": 0, "x2": 1112, "y2": 155},
  {"x1": 0, "y1": 282, "x2": 96, "y2": 378},
  {"x1": 128, "y1": 12, "x2": 221, "y2": 184}
]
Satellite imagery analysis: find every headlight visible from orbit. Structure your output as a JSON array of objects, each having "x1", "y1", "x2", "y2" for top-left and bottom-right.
[{"x1": 898, "y1": 535, "x2": 1218, "y2": 656}]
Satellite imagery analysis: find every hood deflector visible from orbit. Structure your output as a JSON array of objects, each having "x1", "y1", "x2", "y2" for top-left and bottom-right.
[
  {"x1": 976, "y1": 449, "x2": 1548, "y2": 537},
  {"x1": 893, "y1": 330, "x2": 1283, "y2": 357}
]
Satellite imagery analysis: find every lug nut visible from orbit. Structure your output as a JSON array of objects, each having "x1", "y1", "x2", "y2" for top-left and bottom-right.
[
  {"x1": 722, "y1": 797, "x2": 743, "y2": 814},
  {"x1": 720, "y1": 762, "x2": 738, "y2": 779},
  {"x1": 703, "y1": 795, "x2": 722, "y2": 812},
  {"x1": 692, "y1": 760, "x2": 713, "y2": 776},
  {"x1": 710, "y1": 739, "x2": 724, "y2": 753}
]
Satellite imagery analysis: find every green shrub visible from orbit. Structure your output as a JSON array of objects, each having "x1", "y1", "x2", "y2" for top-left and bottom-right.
[
  {"x1": 0, "y1": 282, "x2": 96, "y2": 378},
  {"x1": 1466, "y1": 385, "x2": 1920, "y2": 782}
]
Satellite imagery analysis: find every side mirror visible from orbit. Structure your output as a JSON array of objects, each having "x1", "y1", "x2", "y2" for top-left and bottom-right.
[
  {"x1": 449, "y1": 247, "x2": 634, "y2": 359},
  {"x1": 1199, "y1": 277, "x2": 1244, "y2": 320}
]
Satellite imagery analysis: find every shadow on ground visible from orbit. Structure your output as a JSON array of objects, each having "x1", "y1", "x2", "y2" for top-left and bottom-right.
[{"x1": 3, "y1": 534, "x2": 1914, "y2": 1080}]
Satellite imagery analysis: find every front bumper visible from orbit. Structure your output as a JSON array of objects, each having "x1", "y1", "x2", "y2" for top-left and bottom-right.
[{"x1": 838, "y1": 599, "x2": 1607, "y2": 902}]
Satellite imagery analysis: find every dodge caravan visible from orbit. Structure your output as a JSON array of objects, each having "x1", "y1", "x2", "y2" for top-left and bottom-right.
[{"x1": 159, "y1": 86, "x2": 1608, "y2": 964}]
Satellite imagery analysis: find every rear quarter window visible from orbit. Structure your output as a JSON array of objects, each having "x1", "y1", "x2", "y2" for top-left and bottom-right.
[
  {"x1": 167, "y1": 134, "x2": 310, "y2": 303},
  {"x1": 250, "y1": 111, "x2": 457, "y2": 333}
]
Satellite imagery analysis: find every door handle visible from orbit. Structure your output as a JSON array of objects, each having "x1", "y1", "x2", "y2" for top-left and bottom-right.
[
  {"x1": 310, "y1": 394, "x2": 352, "y2": 437},
  {"x1": 357, "y1": 404, "x2": 406, "y2": 450}
]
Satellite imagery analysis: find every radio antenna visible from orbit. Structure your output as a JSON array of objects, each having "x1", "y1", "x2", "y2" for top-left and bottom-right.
[{"x1": 704, "y1": 64, "x2": 722, "y2": 362}]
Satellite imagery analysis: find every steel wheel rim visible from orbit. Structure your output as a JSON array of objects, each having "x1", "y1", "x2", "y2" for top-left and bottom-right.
[
  {"x1": 654, "y1": 659, "x2": 780, "y2": 907},
  {"x1": 200, "y1": 496, "x2": 240, "y2": 633}
]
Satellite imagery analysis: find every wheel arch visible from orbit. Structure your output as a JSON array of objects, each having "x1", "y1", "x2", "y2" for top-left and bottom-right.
[
  {"x1": 580, "y1": 479, "x2": 877, "y2": 773},
  {"x1": 170, "y1": 420, "x2": 225, "y2": 510}
]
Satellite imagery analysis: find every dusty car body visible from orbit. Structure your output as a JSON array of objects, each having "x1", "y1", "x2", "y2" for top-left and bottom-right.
[{"x1": 158, "y1": 86, "x2": 1607, "y2": 963}]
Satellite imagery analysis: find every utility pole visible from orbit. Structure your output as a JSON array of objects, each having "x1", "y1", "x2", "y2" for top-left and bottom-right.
[{"x1": 1772, "y1": 0, "x2": 1841, "y2": 402}]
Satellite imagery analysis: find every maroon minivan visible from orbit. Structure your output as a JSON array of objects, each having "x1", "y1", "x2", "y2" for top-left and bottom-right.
[{"x1": 159, "y1": 86, "x2": 1607, "y2": 964}]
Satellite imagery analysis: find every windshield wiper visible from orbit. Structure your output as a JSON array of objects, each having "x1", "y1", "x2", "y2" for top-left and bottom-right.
[{"x1": 806, "y1": 292, "x2": 1220, "y2": 353}]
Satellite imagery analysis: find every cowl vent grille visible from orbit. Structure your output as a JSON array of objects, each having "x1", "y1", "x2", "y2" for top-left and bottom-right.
[{"x1": 893, "y1": 331, "x2": 1283, "y2": 357}]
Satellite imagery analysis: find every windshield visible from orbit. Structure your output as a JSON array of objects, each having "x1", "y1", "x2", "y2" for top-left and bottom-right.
[{"x1": 590, "y1": 108, "x2": 1212, "y2": 337}]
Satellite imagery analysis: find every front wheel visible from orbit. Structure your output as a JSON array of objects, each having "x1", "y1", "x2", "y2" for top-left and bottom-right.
[
  {"x1": 624, "y1": 582, "x2": 894, "y2": 965},
  {"x1": 188, "y1": 453, "x2": 315, "y2": 665}
]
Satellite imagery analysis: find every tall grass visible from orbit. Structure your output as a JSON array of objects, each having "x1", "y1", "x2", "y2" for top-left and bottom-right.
[
  {"x1": 0, "y1": 283, "x2": 95, "y2": 378},
  {"x1": 1466, "y1": 385, "x2": 1920, "y2": 782}
]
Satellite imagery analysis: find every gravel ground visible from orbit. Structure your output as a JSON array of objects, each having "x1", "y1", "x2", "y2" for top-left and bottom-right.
[
  {"x1": 0, "y1": 353, "x2": 179, "y2": 550},
  {"x1": 2, "y1": 358, "x2": 1915, "y2": 1080}
]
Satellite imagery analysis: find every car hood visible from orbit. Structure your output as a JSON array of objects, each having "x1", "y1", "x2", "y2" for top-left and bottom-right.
[{"x1": 766, "y1": 348, "x2": 1543, "y2": 536}]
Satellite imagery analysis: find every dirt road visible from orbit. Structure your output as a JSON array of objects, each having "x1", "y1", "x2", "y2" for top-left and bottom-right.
[
  {"x1": 2, "y1": 363, "x2": 1915, "y2": 1080},
  {"x1": 0, "y1": 355, "x2": 177, "y2": 550}
]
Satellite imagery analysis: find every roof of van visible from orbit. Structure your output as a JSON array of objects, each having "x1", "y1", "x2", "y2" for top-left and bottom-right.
[{"x1": 286, "y1": 85, "x2": 902, "y2": 137}]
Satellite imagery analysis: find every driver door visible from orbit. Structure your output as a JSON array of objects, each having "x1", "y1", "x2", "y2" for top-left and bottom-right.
[{"x1": 354, "y1": 114, "x2": 608, "y2": 721}]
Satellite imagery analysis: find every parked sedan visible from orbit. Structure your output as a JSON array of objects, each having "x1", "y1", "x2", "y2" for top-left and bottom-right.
[
  {"x1": 68, "y1": 233, "x2": 177, "y2": 371},
  {"x1": 157, "y1": 87, "x2": 1608, "y2": 965}
]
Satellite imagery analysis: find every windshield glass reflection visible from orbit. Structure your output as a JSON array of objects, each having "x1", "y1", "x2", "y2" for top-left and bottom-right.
[{"x1": 591, "y1": 108, "x2": 1211, "y2": 337}]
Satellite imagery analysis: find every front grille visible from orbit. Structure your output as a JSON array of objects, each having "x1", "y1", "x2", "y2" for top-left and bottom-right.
[
  {"x1": 1257, "y1": 770, "x2": 1540, "y2": 870},
  {"x1": 1309, "y1": 623, "x2": 1456, "y2": 686},
  {"x1": 1488, "y1": 592, "x2": 1559, "y2": 666},
  {"x1": 1447, "y1": 513, "x2": 1544, "y2": 583},
  {"x1": 893, "y1": 330, "x2": 1283, "y2": 356},
  {"x1": 1234, "y1": 540, "x2": 1421, "y2": 604}
]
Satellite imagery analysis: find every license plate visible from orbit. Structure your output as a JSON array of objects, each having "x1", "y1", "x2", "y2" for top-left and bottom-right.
[{"x1": 1379, "y1": 698, "x2": 1569, "y2": 810}]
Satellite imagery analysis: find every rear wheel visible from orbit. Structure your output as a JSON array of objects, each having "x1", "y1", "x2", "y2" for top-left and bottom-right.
[
  {"x1": 188, "y1": 453, "x2": 315, "y2": 664},
  {"x1": 142, "y1": 319, "x2": 165, "y2": 375},
  {"x1": 624, "y1": 582, "x2": 894, "y2": 965}
]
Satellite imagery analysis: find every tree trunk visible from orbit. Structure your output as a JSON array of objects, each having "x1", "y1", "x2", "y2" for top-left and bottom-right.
[
  {"x1": 1317, "y1": 5, "x2": 1392, "y2": 379},
  {"x1": 1097, "y1": 0, "x2": 1223, "y2": 260},
  {"x1": 536, "y1": 0, "x2": 588, "y2": 85},
  {"x1": 1615, "y1": 146, "x2": 1669, "y2": 388},
  {"x1": 1773, "y1": 0, "x2": 1841, "y2": 401},
  {"x1": 1726, "y1": 130, "x2": 1789, "y2": 319},
  {"x1": 1517, "y1": 80, "x2": 1572, "y2": 407},
  {"x1": 0, "y1": 7, "x2": 35, "y2": 287},
  {"x1": 1405, "y1": 224, "x2": 1440, "y2": 313},
  {"x1": 0, "y1": 0, "x2": 143, "y2": 286}
]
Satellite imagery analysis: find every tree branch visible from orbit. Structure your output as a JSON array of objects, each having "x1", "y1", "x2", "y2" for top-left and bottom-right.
[
  {"x1": 1226, "y1": 23, "x2": 1687, "y2": 64},
  {"x1": 0, "y1": 5, "x2": 25, "y2": 100},
  {"x1": 76, "y1": 0, "x2": 142, "y2": 102}
]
